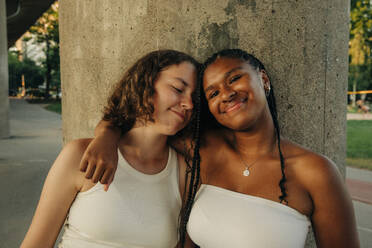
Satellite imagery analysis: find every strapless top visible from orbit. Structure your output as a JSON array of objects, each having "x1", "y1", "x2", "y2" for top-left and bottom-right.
[{"x1": 187, "y1": 184, "x2": 310, "y2": 248}]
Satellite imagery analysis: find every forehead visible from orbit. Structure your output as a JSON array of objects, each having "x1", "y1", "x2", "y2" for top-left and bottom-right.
[
  {"x1": 161, "y1": 62, "x2": 196, "y2": 76},
  {"x1": 158, "y1": 62, "x2": 197, "y2": 88},
  {"x1": 203, "y1": 57, "x2": 253, "y2": 87}
]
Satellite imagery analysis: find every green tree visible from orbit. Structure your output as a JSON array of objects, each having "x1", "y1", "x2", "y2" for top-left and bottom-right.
[
  {"x1": 8, "y1": 51, "x2": 44, "y2": 91},
  {"x1": 349, "y1": 0, "x2": 372, "y2": 95},
  {"x1": 22, "y1": 58, "x2": 44, "y2": 89},
  {"x1": 8, "y1": 51, "x2": 22, "y2": 91},
  {"x1": 26, "y1": 2, "x2": 60, "y2": 99}
]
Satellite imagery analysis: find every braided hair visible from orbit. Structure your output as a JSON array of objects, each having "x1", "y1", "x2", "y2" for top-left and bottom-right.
[{"x1": 179, "y1": 49, "x2": 287, "y2": 247}]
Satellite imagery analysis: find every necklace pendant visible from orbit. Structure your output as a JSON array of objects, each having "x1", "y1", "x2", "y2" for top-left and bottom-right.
[{"x1": 243, "y1": 168, "x2": 250, "y2": 176}]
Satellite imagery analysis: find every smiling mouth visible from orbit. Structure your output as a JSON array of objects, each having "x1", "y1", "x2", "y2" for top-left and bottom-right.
[
  {"x1": 223, "y1": 98, "x2": 247, "y2": 114},
  {"x1": 171, "y1": 110, "x2": 185, "y2": 121}
]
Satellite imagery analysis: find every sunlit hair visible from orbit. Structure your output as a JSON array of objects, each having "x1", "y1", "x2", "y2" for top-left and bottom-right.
[
  {"x1": 102, "y1": 49, "x2": 199, "y2": 133},
  {"x1": 179, "y1": 49, "x2": 287, "y2": 247}
]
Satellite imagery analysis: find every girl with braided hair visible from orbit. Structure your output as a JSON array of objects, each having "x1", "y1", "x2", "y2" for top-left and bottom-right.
[
  {"x1": 81, "y1": 49, "x2": 359, "y2": 248},
  {"x1": 180, "y1": 49, "x2": 358, "y2": 248}
]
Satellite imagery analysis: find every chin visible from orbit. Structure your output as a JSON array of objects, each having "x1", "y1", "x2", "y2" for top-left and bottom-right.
[
  {"x1": 219, "y1": 116, "x2": 256, "y2": 131},
  {"x1": 163, "y1": 125, "x2": 185, "y2": 136}
]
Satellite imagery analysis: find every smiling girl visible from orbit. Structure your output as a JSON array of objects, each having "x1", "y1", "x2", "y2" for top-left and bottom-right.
[
  {"x1": 21, "y1": 50, "x2": 199, "y2": 248},
  {"x1": 182, "y1": 49, "x2": 359, "y2": 248}
]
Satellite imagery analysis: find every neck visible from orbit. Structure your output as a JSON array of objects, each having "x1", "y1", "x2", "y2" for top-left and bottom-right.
[
  {"x1": 118, "y1": 124, "x2": 168, "y2": 162},
  {"x1": 233, "y1": 108, "x2": 277, "y2": 158}
]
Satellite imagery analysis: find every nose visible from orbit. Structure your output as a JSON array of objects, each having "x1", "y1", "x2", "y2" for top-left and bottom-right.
[
  {"x1": 221, "y1": 86, "x2": 237, "y2": 102},
  {"x1": 181, "y1": 93, "x2": 194, "y2": 110}
]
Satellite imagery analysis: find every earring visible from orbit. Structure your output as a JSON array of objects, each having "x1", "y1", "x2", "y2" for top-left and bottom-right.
[{"x1": 264, "y1": 84, "x2": 271, "y2": 97}]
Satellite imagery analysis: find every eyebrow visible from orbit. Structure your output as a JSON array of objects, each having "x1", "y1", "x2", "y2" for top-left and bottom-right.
[
  {"x1": 204, "y1": 66, "x2": 242, "y2": 93},
  {"x1": 175, "y1": 77, "x2": 188, "y2": 87}
]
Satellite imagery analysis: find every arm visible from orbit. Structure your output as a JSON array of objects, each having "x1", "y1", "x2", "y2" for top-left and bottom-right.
[
  {"x1": 21, "y1": 139, "x2": 88, "y2": 248},
  {"x1": 304, "y1": 155, "x2": 360, "y2": 248},
  {"x1": 79, "y1": 120, "x2": 121, "y2": 190}
]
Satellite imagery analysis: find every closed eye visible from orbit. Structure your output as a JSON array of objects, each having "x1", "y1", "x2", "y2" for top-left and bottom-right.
[
  {"x1": 172, "y1": 86, "x2": 183, "y2": 93},
  {"x1": 229, "y1": 74, "x2": 242, "y2": 84}
]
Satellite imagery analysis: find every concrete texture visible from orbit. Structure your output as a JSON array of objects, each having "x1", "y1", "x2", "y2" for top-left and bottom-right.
[
  {"x1": 0, "y1": 99, "x2": 62, "y2": 247},
  {"x1": 59, "y1": 1, "x2": 350, "y2": 247},
  {"x1": 0, "y1": 0, "x2": 10, "y2": 138}
]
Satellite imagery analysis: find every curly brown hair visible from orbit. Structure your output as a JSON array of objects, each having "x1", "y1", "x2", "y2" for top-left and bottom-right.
[{"x1": 103, "y1": 49, "x2": 200, "y2": 133}]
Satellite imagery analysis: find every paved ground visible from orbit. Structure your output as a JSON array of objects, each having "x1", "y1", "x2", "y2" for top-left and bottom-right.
[
  {"x1": 346, "y1": 167, "x2": 372, "y2": 248},
  {"x1": 347, "y1": 113, "x2": 372, "y2": 120},
  {"x1": 0, "y1": 99, "x2": 62, "y2": 248},
  {"x1": 0, "y1": 98, "x2": 371, "y2": 247}
]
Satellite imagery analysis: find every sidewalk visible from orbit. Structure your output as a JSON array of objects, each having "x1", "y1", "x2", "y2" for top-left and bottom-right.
[
  {"x1": 347, "y1": 113, "x2": 372, "y2": 120},
  {"x1": 346, "y1": 168, "x2": 372, "y2": 248},
  {"x1": 0, "y1": 99, "x2": 62, "y2": 248},
  {"x1": 346, "y1": 167, "x2": 372, "y2": 204}
]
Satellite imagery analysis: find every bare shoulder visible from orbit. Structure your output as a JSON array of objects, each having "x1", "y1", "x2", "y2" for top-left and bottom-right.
[
  {"x1": 59, "y1": 138, "x2": 93, "y2": 165},
  {"x1": 282, "y1": 139, "x2": 343, "y2": 192},
  {"x1": 283, "y1": 140, "x2": 359, "y2": 247},
  {"x1": 53, "y1": 138, "x2": 93, "y2": 179}
]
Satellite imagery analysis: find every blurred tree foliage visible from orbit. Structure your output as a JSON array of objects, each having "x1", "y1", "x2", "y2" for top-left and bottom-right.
[
  {"x1": 25, "y1": 2, "x2": 60, "y2": 99},
  {"x1": 349, "y1": 0, "x2": 372, "y2": 92},
  {"x1": 8, "y1": 51, "x2": 44, "y2": 91}
]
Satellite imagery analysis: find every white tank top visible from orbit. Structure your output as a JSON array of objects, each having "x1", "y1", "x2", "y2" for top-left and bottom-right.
[
  {"x1": 187, "y1": 184, "x2": 310, "y2": 248},
  {"x1": 58, "y1": 147, "x2": 181, "y2": 248}
]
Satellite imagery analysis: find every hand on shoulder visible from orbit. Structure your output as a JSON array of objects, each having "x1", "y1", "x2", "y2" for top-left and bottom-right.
[
  {"x1": 54, "y1": 138, "x2": 93, "y2": 192},
  {"x1": 78, "y1": 135, "x2": 119, "y2": 190}
]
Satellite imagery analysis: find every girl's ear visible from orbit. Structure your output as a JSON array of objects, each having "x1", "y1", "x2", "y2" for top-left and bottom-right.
[
  {"x1": 259, "y1": 69, "x2": 271, "y2": 97},
  {"x1": 259, "y1": 69, "x2": 270, "y2": 89}
]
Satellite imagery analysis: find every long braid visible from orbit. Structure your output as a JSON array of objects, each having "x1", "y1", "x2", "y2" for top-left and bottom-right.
[
  {"x1": 267, "y1": 86, "x2": 288, "y2": 204},
  {"x1": 179, "y1": 69, "x2": 202, "y2": 246}
]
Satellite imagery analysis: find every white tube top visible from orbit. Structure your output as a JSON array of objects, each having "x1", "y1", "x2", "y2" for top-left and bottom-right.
[
  {"x1": 58, "y1": 147, "x2": 181, "y2": 248},
  {"x1": 187, "y1": 184, "x2": 310, "y2": 248}
]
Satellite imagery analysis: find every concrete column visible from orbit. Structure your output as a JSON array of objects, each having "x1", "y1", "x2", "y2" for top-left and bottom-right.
[
  {"x1": 0, "y1": 0, "x2": 10, "y2": 138},
  {"x1": 60, "y1": 1, "x2": 349, "y2": 246}
]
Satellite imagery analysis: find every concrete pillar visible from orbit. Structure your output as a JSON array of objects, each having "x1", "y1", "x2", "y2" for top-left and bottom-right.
[
  {"x1": 60, "y1": 1, "x2": 349, "y2": 246},
  {"x1": 0, "y1": 0, "x2": 10, "y2": 138}
]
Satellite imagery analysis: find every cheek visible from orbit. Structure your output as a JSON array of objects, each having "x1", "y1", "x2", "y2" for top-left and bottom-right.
[
  {"x1": 156, "y1": 90, "x2": 178, "y2": 109},
  {"x1": 250, "y1": 83, "x2": 265, "y2": 100},
  {"x1": 207, "y1": 100, "x2": 218, "y2": 115}
]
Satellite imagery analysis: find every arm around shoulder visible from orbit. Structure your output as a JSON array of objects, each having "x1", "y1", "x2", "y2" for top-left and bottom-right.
[
  {"x1": 21, "y1": 139, "x2": 91, "y2": 248},
  {"x1": 79, "y1": 120, "x2": 121, "y2": 187},
  {"x1": 301, "y1": 154, "x2": 359, "y2": 248}
]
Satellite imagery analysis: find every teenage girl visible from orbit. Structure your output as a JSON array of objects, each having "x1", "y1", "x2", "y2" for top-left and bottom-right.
[{"x1": 20, "y1": 50, "x2": 199, "y2": 248}]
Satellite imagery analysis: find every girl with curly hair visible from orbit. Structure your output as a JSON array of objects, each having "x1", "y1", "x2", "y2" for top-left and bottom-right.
[{"x1": 21, "y1": 50, "x2": 199, "y2": 248}]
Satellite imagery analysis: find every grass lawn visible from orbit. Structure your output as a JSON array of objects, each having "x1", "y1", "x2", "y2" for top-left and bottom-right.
[
  {"x1": 44, "y1": 101, "x2": 61, "y2": 114},
  {"x1": 347, "y1": 120, "x2": 372, "y2": 170}
]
